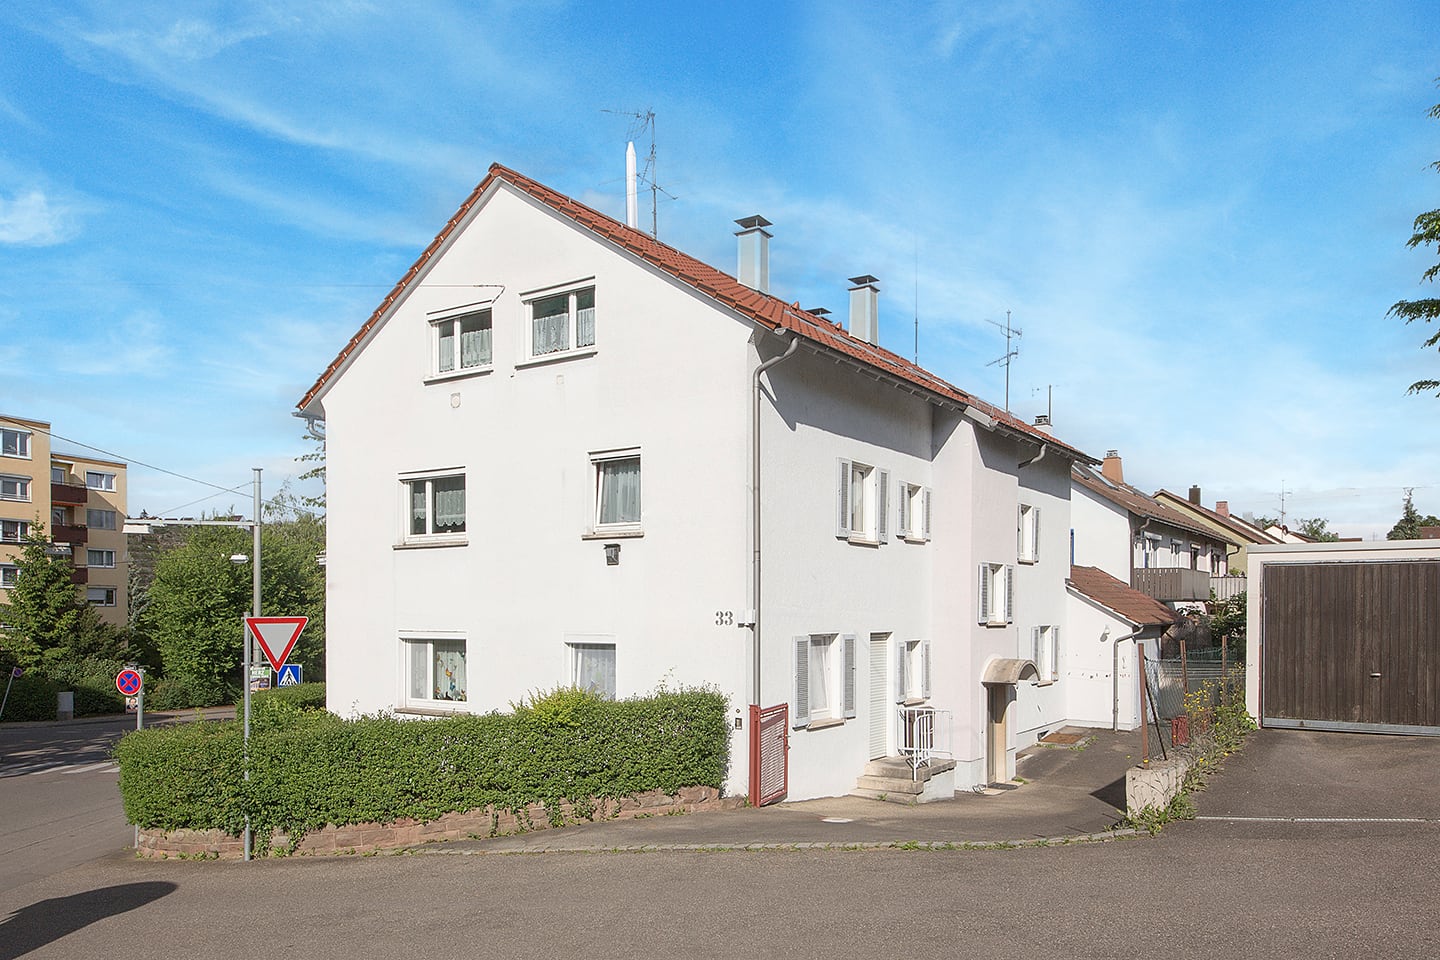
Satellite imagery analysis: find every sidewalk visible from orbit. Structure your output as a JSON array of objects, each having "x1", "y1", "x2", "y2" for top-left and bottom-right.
[{"x1": 416, "y1": 727, "x2": 1145, "y2": 855}]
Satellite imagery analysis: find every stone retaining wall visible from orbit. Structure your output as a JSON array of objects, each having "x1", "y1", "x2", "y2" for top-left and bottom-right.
[
  {"x1": 137, "y1": 786, "x2": 743, "y2": 859},
  {"x1": 1125, "y1": 755, "x2": 1195, "y2": 816}
]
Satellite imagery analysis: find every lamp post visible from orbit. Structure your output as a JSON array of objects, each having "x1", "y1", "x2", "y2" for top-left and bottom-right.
[{"x1": 228, "y1": 467, "x2": 263, "y2": 862}]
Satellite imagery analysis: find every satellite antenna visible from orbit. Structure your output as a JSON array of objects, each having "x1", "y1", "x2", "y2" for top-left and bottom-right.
[{"x1": 984, "y1": 310, "x2": 1023, "y2": 412}]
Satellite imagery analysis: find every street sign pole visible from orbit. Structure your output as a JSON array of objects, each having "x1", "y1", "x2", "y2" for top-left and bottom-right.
[
  {"x1": 137, "y1": 667, "x2": 145, "y2": 731},
  {"x1": 242, "y1": 610, "x2": 252, "y2": 863}
]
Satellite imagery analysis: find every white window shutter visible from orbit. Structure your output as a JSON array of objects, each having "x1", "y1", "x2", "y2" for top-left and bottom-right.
[
  {"x1": 836, "y1": 459, "x2": 851, "y2": 539},
  {"x1": 1052, "y1": 626, "x2": 1061, "y2": 680},
  {"x1": 1031, "y1": 626, "x2": 1041, "y2": 666},
  {"x1": 1033, "y1": 506, "x2": 1041, "y2": 561},
  {"x1": 1005, "y1": 564, "x2": 1016, "y2": 624},
  {"x1": 977, "y1": 564, "x2": 990, "y2": 624},
  {"x1": 921, "y1": 638, "x2": 932, "y2": 699},
  {"x1": 793, "y1": 637, "x2": 810, "y2": 727},
  {"x1": 898, "y1": 485, "x2": 910, "y2": 538},
  {"x1": 1017, "y1": 504, "x2": 1024, "y2": 556},
  {"x1": 895, "y1": 639, "x2": 907, "y2": 702},
  {"x1": 877, "y1": 469, "x2": 890, "y2": 543},
  {"x1": 922, "y1": 488, "x2": 932, "y2": 541},
  {"x1": 842, "y1": 634, "x2": 857, "y2": 718}
]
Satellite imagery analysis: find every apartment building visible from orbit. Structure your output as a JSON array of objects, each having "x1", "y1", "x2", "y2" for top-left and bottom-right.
[{"x1": 1, "y1": 415, "x2": 128, "y2": 627}]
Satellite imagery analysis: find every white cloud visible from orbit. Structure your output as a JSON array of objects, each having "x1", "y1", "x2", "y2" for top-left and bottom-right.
[{"x1": 0, "y1": 190, "x2": 78, "y2": 245}]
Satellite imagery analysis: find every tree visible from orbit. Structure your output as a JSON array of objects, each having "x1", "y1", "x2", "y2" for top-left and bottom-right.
[
  {"x1": 1252, "y1": 515, "x2": 1280, "y2": 531},
  {"x1": 1297, "y1": 517, "x2": 1340, "y2": 542},
  {"x1": 1387, "y1": 490, "x2": 1440, "y2": 540},
  {"x1": 0, "y1": 525, "x2": 115, "y2": 670},
  {"x1": 296, "y1": 434, "x2": 326, "y2": 514},
  {"x1": 1389, "y1": 88, "x2": 1440, "y2": 396}
]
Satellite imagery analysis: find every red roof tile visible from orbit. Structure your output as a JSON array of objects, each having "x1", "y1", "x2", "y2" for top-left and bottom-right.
[
  {"x1": 1072, "y1": 465, "x2": 1238, "y2": 545},
  {"x1": 1067, "y1": 566, "x2": 1177, "y2": 627},
  {"x1": 296, "y1": 164, "x2": 1092, "y2": 462}
]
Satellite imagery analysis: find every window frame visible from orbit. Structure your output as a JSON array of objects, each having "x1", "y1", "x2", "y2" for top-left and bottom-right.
[
  {"x1": 898, "y1": 482, "x2": 932, "y2": 543},
  {"x1": 86, "y1": 548, "x2": 117, "y2": 568},
  {"x1": 86, "y1": 471, "x2": 117, "y2": 491},
  {"x1": 1031, "y1": 624, "x2": 1060, "y2": 684},
  {"x1": 520, "y1": 281, "x2": 597, "y2": 364},
  {"x1": 836, "y1": 458, "x2": 889, "y2": 545},
  {"x1": 1018, "y1": 503, "x2": 1041, "y2": 563},
  {"x1": 86, "y1": 508, "x2": 117, "y2": 531},
  {"x1": 793, "y1": 633, "x2": 857, "y2": 728},
  {"x1": 0, "y1": 475, "x2": 31, "y2": 502},
  {"x1": 86, "y1": 586, "x2": 116, "y2": 607},
  {"x1": 977, "y1": 562, "x2": 1015, "y2": 626},
  {"x1": 589, "y1": 449, "x2": 642, "y2": 534},
  {"x1": 0, "y1": 564, "x2": 18, "y2": 588},
  {"x1": 426, "y1": 305, "x2": 494, "y2": 382},
  {"x1": 567, "y1": 639, "x2": 617, "y2": 700},
  {"x1": 399, "y1": 633, "x2": 469, "y2": 711},
  {"x1": 398, "y1": 470, "x2": 468, "y2": 546},
  {"x1": 1, "y1": 519, "x2": 29, "y2": 543},
  {"x1": 1, "y1": 428, "x2": 31, "y2": 460},
  {"x1": 894, "y1": 637, "x2": 932, "y2": 703}
]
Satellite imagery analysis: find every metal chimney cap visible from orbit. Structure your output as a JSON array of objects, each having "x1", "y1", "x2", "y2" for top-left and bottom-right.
[
  {"x1": 734, "y1": 215, "x2": 772, "y2": 230},
  {"x1": 848, "y1": 274, "x2": 880, "y2": 288}
]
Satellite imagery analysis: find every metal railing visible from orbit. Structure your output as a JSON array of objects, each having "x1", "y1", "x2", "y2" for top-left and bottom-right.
[{"x1": 897, "y1": 705, "x2": 952, "y2": 778}]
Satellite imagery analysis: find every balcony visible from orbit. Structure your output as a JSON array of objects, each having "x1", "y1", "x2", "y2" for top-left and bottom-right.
[
  {"x1": 70, "y1": 567, "x2": 88, "y2": 585},
  {"x1": 1132, "y1": 567, "x2": 1210, "y2": 602},
  {"x1": 51, "y1": 524, "x2": 88, "y2": 546},
  {"x1": 52, "y1": 482, "x2": 88, "y2": 506}
]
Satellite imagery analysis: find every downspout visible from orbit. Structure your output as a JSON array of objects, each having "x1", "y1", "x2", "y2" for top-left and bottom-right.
[
  {"x1": 751, "y1": 329, "x2": 799, "y2": 709},
  {"x1": 1110, "y1": 627, "x2": 1146, "y2": 731},
  {"x1": 1018, "y1": 441, "x2": 1047, "y2": 470}
]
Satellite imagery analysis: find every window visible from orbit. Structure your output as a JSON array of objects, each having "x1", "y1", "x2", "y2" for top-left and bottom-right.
[
  {"x1": 1018, "y1": 503, "x2": 1041, "y2": 563},
  {"x1": 1140, "y1": 534, "x2": 1159, "y2": 568},
  {"x1": 402, "y1": 473, "x2": 466, "y2": 542},
  {"x1": 86, "y1": 471, "x2": 116, "y2": 491},
  {"x1": 898, "y1": 483, "x2": 931, "y2": 542},
  {"x1": 403, "y1": 636, "x2": 467, "y2": 705},
  {"x1": 1, "y1": 519, "x2": 29, "y2": 542},
  {"x1": 87, "y1": 509, "x2": 117, "y2": 530},
  {"x1": 836, "y1": 458, "x2": 888, "y2": 543},
  {"x1": 431, "y1": 309, "x2": 492, "y2": 376},
  {"x1": 1032, "y1": 625, "x2": 1060, "y2": 683},
  {"x1": 0, "y1": 475, "x2": 30, "y2": 502},
  {"x1": 895, "y1": 638, "x2": 932, "y2": 702},
  {"x1": 0, "y1": 565, "x2": 18, "y2": 588},
  {"x1": 51, "y1": 466, "x2": 66, "y2": 483},
  {"x1": 86, "y1": 587, "x2": 116, "y2": 607},
  {"x1": 793, "y1": 633, "x2": 857, "y2": 728},
  {"x1": 977, "y1": 562, "x2": 1015, "y2": 626},
  {"x1": 528, "y1": 286, "x2": 596, "y2": 358},
  {"x1": 591, "y1": 451, "x2": 640, "y2": 530},
  {"x1": 569, "y1": 642, "x2": 616, "y2": 700},
  {"x1": 1190, "y1": 544, "x2": 1202, "y2": 570},
  {"x1": 1, "y1": 428, "x2": 30, "y2": 459},
  {"x1": 87, "y1": 549, "x2": 116, "y2": 568}
]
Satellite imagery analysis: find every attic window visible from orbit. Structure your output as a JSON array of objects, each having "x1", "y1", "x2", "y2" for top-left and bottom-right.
[
  {"x1": 525, "y1": 285, "x2": 595, "y2": 360},
  {"x1": 430, "y1": 310, "x2": 492, "y2": 379}
]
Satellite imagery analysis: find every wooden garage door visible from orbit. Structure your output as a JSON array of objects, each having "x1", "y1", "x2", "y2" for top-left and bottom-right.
[{"x1": 1262, "y1": 560, "x2": 1440, "y2": 734}]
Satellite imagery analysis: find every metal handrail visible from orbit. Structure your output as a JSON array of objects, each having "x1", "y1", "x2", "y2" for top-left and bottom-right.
[{"x1": 897, "y1": 706, "x2": 952, "y2": 779}]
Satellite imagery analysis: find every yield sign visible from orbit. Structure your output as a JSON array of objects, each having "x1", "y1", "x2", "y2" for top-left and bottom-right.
[{"x1": 245, "y1": 616, "x2": 308, "y2": 672}]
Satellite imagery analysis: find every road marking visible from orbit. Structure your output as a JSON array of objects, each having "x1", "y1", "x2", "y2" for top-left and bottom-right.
[
  {"x1": 1, "y1": 760, "x2": 119, "y2": 777},
  {"x1": 1196, "y1": 815, "x2": 1440, "y2": 823},
  {"x1": 63, "y1": 761, "x2": 119, "y2": 775}
]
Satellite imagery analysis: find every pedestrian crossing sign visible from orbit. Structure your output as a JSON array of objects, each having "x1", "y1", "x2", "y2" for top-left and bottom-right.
[{"x1": 277, "y1": 663, "x2": 303, "y2": 687}]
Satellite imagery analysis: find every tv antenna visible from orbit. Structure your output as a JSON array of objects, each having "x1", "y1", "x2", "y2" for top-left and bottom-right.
[
  {"x1": 603, "y1": 107, "x2": 672, "y2": 239},
  {"x1": 1278, "y1": 480, "x2": 1290, "y2": 527},
  {"x1": 984, "y1": 310, "x2": 1022, "y2": 411}
]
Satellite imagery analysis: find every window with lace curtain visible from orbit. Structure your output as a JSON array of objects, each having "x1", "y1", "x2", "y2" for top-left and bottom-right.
[
  {"x1": 400, "y1": 472, "x2": 466, "y2": 544},
  {"x1": 430, "y1": 309, "x2": 492, "y2": 377},
  {"x1": 591, "y1": 450, "x2": 640, "y2": 532},
  {"x1": 525, "y1": 285, "x2": 595, "y2": 360},
  {"x1": 401, "y1": 635, "x2": 467, "y2": 708}
]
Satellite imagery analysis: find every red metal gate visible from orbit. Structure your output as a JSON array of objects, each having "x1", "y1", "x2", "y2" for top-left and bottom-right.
[{"x1": 748, "y1": 703, "x2": 788, "y2": 807}]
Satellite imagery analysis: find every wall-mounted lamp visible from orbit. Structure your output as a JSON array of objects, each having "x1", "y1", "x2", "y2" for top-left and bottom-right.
[{"x1": 604, "y1": 543, "x2": 621, "y2": 566}]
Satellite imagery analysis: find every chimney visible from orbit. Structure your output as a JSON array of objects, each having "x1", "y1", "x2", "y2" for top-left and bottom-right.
[
  {"x1": 1188, "y1": 485, "x2": 1202, "y2": 505},
  {"x1": 1216, "y1": 500, "x2": 1230, "y2": 517},
  {"x1": 808, "y1": 306, "x2": 836, "y2": 328},
  {"x1": 734, "y1": 216, "x2": 772, "y2": 293},
  {"x1": 1033, "y1": 414, "x2": 1052, "y2": 434},
  {"x1": 1101, "y1": 449, "x2": 1123, "y2": 484},
  {"x1": 848, "y1": 275, "x2": 880, "y2": 345}
]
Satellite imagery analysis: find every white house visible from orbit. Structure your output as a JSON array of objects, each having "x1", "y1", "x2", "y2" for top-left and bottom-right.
[{"x1": 296, "y1": 164, "x2": 1098, "y2": 802}]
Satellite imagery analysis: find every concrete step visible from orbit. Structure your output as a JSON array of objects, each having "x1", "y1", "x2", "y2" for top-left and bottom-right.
[
  {"x1": 863, "y1": 757, "x2": 957, "y2": 781},
  {"x1": 850, "y1": 787, "x2": 923, "y2": 806},
  {"x1": 854, "y1": 774, "x2": 926, "y2": 795}
]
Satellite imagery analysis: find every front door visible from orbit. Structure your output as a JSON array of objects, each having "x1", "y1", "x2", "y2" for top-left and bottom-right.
[{"x1": 986, "y1": 684, "x2": 1009, "y2": 784}]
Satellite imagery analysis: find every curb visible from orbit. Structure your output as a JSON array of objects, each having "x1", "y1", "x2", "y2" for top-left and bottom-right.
[{"x1": 408, "y1": 828, "x2": 1142, "y2": 856}]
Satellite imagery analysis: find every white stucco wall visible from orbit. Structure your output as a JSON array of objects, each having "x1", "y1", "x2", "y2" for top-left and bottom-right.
[{"x1": 1070, "y1": 484, "x2": 1132, "y2": 580}]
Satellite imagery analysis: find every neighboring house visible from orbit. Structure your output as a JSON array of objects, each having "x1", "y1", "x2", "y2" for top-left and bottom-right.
[
  {"x1": 1071, "y1": 452, "x2": 1238, "y2": 609},
  {"x1": 295, "y1": 163, "x2": 1099, "y2": 802},
  {"x1": 1152, "y1": 492, "x2": 1290, "y2": 590},
  {"x1": 1064, "y1": 565, "x2": 1175, "y2": 731},
  {"x1": 0, "y1": 415, "x2": 129, "y2": 628}
]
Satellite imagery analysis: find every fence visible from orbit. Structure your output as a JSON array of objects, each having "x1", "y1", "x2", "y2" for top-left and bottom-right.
[{"x1": 1210, "y1": 575, "x2": 1247, "y2": 601}]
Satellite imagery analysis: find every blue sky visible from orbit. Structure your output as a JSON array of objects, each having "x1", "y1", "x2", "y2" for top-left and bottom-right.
[{"x1": 1, "y1": 1, "x2": 1435, "y2": 538}]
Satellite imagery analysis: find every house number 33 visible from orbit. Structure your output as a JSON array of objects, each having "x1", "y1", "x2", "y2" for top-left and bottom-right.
[{"x1": 714, "y1": 611, "x2": 734, "y2": 626}]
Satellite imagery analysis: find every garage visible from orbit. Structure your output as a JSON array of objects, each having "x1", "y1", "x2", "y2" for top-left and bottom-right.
[{"x1": 1247, "y1": 541, "x2": 1440, "y2": 735}]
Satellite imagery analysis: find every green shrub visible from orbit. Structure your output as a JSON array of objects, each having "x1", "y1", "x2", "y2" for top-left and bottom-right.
[
  {"x1": 146, "y1": 675, "x2": 234, "y2": 710},
  {"x1": 0, "y1": 671, "x2": 61, "y2": 721},
  {"x1": 116, "y1": 686, "x2": 730, "y2": 852},
  {"x1": 253, "y1": 682, "x2": 326, "y2": 712}
]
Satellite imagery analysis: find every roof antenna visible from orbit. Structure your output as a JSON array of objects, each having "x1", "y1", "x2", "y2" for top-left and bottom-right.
[
  {"x1": 603, "y1": 107, "x2": 667, "y2": 238},
  {"x1": 984, "y1": 310, "x2": 1023, "y2": 412},
  {"x1": 913, "y1": 235, "x2": 920, "y2": 366}
]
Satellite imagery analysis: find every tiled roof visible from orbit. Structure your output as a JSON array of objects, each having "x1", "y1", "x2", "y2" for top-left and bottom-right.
[
  {"x1": 1067, "y1": 565, "x2": 1177, "y2": 627},
  {"x1": 296, "y1": 164, "x2": 1093, "y2": 463},
  {"x1": 1072, "y1": 465, "x2": 1237, "y2": 545},
  {"x1": 1152, "y1": 490, "x2": 1283, "y2": 545}
]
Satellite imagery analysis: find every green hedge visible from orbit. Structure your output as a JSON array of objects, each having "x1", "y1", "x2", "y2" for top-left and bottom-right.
[
  {"x1": 252, "y1": 682, "x2": 326, "y2": 712},
  {"x1": 0, "y1": 662, "x2": 127, "y2": 721},
  {"x1": 115, "y1": 687, "x2": 729, "y2": 852}
]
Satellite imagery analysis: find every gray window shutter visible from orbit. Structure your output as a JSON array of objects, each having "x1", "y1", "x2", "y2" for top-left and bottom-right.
[
  {"x1": 898, "y1": 484, "x2": 910, "y2": 538},
  {"x1": 1017, "y1": 504, "x2": 1024, "y2": 555},
  {"x1": 1033, "y1": 506, "x2": 1041, "y2": 561},
  {"x1": 1005, "y1": 564, "x2": 1016, "y2": 624},
  {"x1": 877, "y1": 469, "x2": 890, "y2": 543},
  {"x1": 921, "y1": 638, "x2": 932, "y2": 699},
  {"x1": 922, "y1": 488, "x2": 932, "y2": 541},
  {"x1": 836, "y1": 459, "x2": 851, "y2": 539},
  {"x1": 895, "y1": 639, "x2": 907, "y2": 702},
  {"x1": 842, "y1": 634, "x2": 857, "y2": 718},
  {"x1": 977, "y1": 564, "x2": 990, "y2": 624},
  {"x1": 1052, "y1": 627, "x2": 1061, "y2": 680},
  {"x1": 793, "y1": 636, "x2": 810, "y2": 727}
]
